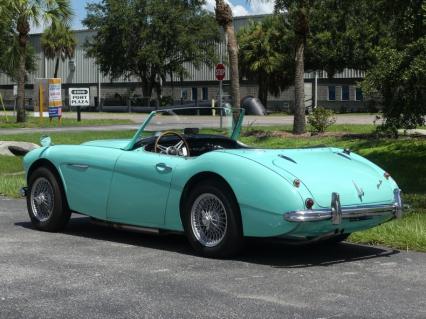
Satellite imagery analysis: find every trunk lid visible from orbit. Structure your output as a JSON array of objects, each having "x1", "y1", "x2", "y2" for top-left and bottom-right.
[{"x1": 223, "y1": 148, "x2": 393, "y2": 207}]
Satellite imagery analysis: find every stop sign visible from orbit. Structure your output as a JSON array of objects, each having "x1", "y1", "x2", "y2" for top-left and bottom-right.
[{"x1": 215, "y1": 63, "x2": 225, "y2": 81}]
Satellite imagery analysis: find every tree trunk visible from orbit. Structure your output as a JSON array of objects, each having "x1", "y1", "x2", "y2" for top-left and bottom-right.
[
  {"x1": 293, "y1": 36, "x2": 306, "y2": 134},
  {"x1": 138, "y1": 68, "x2": 154, "y2": 101},
  {"x1": 16, "y1": 34, "x2": 27, "y2": 123},
  {"x1": 54, "y1": 57, "x2": 60, "y2": 78},
  {"x1": 258, "y1": 75, "x2": 268, "y2": 108},
  {"x1": 141, "y1": 83, "x2": 152, "y2": 98},
  {"x1": 170, "y1": 71, "x2": 174, "y2": 100},
  {"x1": 141, "y1": 76, "x2": 153, "y2": 107},
  {"x1": 292, "y1": 3, "x2": 309, "y2": 134},
  {"x1": 224, "y1": 25, "x2": 240, "y2": 111},
  {"x1": 215, "y1": 0, "x2": 240, "y2": 124},
  {"x1": 155, "y1": 80, "x2": 162, "y2": 109}
]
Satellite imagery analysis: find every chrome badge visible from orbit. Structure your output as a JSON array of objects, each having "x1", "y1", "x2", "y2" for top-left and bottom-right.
[{"x1": 352, "y1": 180, "x2": 365, "y2": 201}]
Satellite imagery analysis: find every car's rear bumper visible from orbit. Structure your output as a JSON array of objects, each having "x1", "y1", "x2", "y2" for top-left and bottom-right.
[{"x1": 284, "y1": 189, "x2": 403, "y2": 224}]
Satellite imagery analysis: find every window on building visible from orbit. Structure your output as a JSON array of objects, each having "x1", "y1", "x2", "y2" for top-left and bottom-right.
[
  {"x1": 328, "y1": 86, "x2": 336, "y2": 101},
  {"x1": 342, "y1": 85, "x2": 349, "y2": 101},
  {"x1": 202, "y1": 87, "x2": 208, "y2": 100},
  {"x1": 192, "y1": 87, "x2": 198, "y2": 101},
  {"x1": 356, "y1": 87, "x2": 363, "y2": 101},
  {"x1": 181, "y1": 89, "x2": 188, "y2": 100}
]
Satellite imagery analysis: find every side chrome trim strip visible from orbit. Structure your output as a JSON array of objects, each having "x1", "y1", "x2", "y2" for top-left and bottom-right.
[{"x1": 67, "y1": 163, "x2": 89, "y2": 170}]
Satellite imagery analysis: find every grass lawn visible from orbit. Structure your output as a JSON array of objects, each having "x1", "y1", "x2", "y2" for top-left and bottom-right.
[
  {"x1": 0, "y1": 124, "x2": 425, "y2": 252},
  {"x1": 0, "y1": 116, "x2": 133, "y2": 128}
]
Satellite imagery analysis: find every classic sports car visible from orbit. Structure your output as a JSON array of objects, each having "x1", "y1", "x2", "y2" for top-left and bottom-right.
[{"x1": 21, "y1": 107, "x2": 403, "y2": 258}]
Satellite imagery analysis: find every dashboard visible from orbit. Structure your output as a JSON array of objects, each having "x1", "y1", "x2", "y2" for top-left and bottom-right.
[{"x1": 135, "y1": 133, "x2": 245, "y2": 157}]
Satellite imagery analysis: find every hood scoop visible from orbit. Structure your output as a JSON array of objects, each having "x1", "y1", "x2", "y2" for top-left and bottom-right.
[
  {"x1": 278, "y1": 154, "x2": 297, "y2": 164},
  {"x1": 336, "y1": 152, "x2": 352, "y2": 160}
]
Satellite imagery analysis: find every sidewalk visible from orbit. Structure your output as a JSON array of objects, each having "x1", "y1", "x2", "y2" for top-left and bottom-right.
[
  {"x1": 0, "y1": 112, "x2": 380, "y2": 136},
  {"x1": 0, "y1": 124, "x2": 139, "y2": 135}
]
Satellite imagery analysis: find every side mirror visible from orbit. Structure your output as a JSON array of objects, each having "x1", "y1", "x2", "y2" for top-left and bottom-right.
[{"x1": 40, "y1": 136, "x2": 52, "y2": 147}]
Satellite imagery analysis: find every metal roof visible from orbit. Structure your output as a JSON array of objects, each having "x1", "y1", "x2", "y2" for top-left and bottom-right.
[{"x1": 0, "y1": 14, "x2": 364, "y2": 86}]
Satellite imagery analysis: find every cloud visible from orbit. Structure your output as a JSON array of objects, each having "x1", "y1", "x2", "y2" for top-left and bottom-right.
[
  {"x1": 232, "y1": 5, "x2": 250, "y2": 16},
  {"x1": 250, "y1": 0, "x2": 274, "y2": 14},
  {"x1": 203, "y1": 0, "x2": 273, "y2": 17}
]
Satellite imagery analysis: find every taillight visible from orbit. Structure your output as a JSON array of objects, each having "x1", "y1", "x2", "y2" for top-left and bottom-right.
[
  {"x1": 305, "y1": 198, "x2": 314, "y2": 209},
  {"x1": 293, "y1": 179, "x2": 301, "y2": 188}
]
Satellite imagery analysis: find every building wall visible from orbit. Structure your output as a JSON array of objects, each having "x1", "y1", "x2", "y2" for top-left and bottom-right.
[{"x1": 0, "y1": 15, "x2": 369, "y2": 112}]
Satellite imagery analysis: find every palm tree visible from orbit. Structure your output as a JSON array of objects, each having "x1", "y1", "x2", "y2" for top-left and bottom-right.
[
  {"x1": 275, "y1": 0, "x2": 312, "y2": 134},
  {"x1": 41, "y1": 23, "x2": 76, "y2": 78},
  {"x1": 4, "y1": 0, "x2": 72, "y2": 122},
  {"x1": 215, "y1": 0, "x2": 240, "y2": 116},
  {"x1": 238, "y1": 17, "x2": 293, "y2": 107}
]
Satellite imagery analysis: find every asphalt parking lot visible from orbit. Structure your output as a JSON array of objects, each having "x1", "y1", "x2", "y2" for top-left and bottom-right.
[{"x1": 1, "y1": 196, "x2": 425, "y2": 319}]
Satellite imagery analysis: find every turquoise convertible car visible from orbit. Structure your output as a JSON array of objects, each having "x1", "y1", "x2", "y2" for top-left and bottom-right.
[{"x1": 21, "y1": 107, "x2": 403, "y2": 257}]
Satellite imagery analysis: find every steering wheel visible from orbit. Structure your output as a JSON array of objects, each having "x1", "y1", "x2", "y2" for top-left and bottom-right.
[{"x1": 154, "y1": 131, "x2": 191, "y2": 157}]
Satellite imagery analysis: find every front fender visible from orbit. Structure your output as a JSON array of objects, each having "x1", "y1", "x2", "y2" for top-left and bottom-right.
[{"x1": 23, "y1": 147, "x2": 50, "y2": 179}]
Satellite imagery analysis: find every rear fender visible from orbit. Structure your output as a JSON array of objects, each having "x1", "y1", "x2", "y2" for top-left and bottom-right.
[{"x1": 165, "y1": 151, "x2": 307, "y2": 237}]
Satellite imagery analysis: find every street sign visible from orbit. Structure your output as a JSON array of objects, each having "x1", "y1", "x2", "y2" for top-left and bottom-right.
[
  {"x1": 215, "y1": 63, "x2": 225, "y2": 81},
  {"x1": 69, "y1": 88, "x2": 90, "y2": 106}
]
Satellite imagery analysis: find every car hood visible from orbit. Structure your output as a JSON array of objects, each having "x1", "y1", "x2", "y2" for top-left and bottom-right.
[
  {"x1": 81, "y1": 139, "x2": 131, "y2": 149},
  {"x1": 222, "y1": 148, "x2": 394, "y2": 207}
]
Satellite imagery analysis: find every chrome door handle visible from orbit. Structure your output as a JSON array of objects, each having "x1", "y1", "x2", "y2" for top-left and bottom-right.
[
  {"x1": 155, "y1": 163, "x2": 172, "y2": 173},
  {"x1": 67, "y1": 163, "x2": 89, "y2": 170}
]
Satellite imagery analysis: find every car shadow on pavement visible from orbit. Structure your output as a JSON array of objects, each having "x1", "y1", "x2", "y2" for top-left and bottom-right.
[
  {"x1": 238, "y1": 238, "x2": 399, "y2": 268},
  {"x1": 15, "y1": 216, "x2": 399, "y2": 268}
]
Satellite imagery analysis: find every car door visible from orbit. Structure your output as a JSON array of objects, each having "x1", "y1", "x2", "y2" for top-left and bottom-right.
[
  {"x1": 106, "y1": 150, "x2": 184, "y2": 227},
  {"x1": 58, "y1": 145, "x2": 123, "y2": 220}
]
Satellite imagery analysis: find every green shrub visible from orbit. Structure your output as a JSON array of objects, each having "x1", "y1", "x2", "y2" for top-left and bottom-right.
[
  {"x1": 160, "y1": 96, "x2": 174, "y2": 106},
  {"x1": 307, "y1": 107, "x2": 336, "y2": 134}
]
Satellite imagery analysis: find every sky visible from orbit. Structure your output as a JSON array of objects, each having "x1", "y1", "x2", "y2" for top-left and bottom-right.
[{"x1": 31, "y1": 0, "x2": 274, "y2": 33}]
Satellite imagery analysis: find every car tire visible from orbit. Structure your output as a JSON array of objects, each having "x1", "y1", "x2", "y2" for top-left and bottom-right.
[
  {"x1": 183, "y1": 179, "x2": 243, "y2": 258},
  {"x1": 27, "y1": 166, "x2": 71, "y2": 232}
]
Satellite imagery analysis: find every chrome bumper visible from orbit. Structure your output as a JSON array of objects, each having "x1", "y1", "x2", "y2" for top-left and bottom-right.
[{"x1": 284, "y1": 189, "x2": 403, "y2": 224}]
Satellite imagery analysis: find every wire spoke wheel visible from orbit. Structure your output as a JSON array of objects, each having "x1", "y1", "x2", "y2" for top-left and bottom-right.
[
  {"x1": 30, "y1": 177, "x2": 54, "y2": 222},
  {"x1": 190, "y1": 193, "x2": 228, "y2": 247}
]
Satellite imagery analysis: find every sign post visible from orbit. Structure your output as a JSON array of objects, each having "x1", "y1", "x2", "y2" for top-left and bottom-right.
[
  {"x1": 69, "y1": 88, "x2": 90, "y2": 122},
  {"x1": 215, "y1": 63, "x2": 225, "y2": 128}
]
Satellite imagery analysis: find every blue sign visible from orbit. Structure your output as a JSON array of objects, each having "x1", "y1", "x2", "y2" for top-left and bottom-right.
[{"x1": 48, "y1": 107, "x2": 62, "y2": 118}]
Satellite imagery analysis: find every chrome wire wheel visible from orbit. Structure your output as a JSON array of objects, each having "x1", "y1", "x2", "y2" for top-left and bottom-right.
[
  {"x1": 30, "y1": 177, "x2": 54, "y2": 222},
  {"x1": 190, "y1": 193, "x2": 228, "y2": 247}
]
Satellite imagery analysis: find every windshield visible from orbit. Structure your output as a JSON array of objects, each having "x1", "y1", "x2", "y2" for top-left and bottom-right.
[{"x1": 125, "y1": 107, "x2": 244, "y2": 150}]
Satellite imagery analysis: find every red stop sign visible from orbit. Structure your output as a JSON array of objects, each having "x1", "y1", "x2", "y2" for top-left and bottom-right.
[{"x1": 215, "y1": 63, "x2": 225, "y2": 81}]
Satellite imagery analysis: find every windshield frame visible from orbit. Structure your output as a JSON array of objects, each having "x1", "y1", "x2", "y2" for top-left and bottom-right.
[{"x1": 124, "y1": 107, "x2": 245, "y2": 151}]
